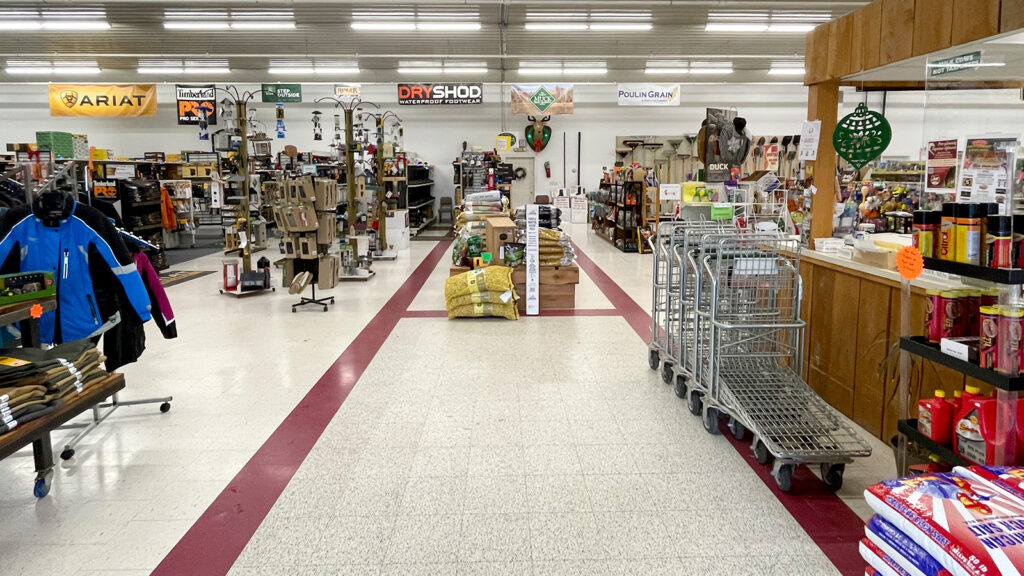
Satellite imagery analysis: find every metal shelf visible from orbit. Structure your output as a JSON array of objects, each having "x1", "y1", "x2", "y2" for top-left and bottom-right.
[
  {"x1": 408, "y1": 198, "x2": 435, "y2": 210},
  {"x1": 408, "y1": 180, "x2": 434, "y2": 187},
  {"x1": 922, "y1": 257, "x2": 1024, "y2": 285},
  {"x1": 131, "y1": 224, "x2": 163, "y2": 232},
  {"x1": 900, "y1": 336, "x2": 1024, "y2": 391},
  {"x1": 897, "y1": 419, "x2": 969, "y2": 466},
  {"x1": 411, "y1": 217, "x2": 436, "y2": 236}
]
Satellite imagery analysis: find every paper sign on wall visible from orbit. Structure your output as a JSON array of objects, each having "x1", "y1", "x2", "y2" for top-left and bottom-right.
[
  {"x1": 925, "y1": 139, "x2": 959, "y2": 194},
  {"x1": 798, "y1": 120, "x2": 821, "y2": 161},
  {"x1": 49, "y1": 84, "x2": 157, "y2": 117},
  {"x1": 958, "y1": 135, "x2": 1017, "y2": 213},
  {"x1": 659, "y1": 183, "x2": 681, "y2": 200}
]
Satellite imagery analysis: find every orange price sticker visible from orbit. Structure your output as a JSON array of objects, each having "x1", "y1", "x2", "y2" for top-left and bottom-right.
[
  {"x1": 29, "y1": 303, "x2": 43, "y2": 319},
  {"x1": 896, "y1": 245, "x2": 924, "y2": 281}
]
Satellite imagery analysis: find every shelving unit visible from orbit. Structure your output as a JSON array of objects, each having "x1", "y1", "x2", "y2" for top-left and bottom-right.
[
  {"x1": 404, "y1": 166, "x2": 434, "y2": 236},
  {"x1": 160, "y1": 180, "x2": 195, "y2": 249},
  {"x1": 897, "y1": 258, "x2": 1023, "y2": 472},
  {"x1": 592, "y1": 180, "x2": 643, "y2": 253},
  {"x1": 119, "y1": 179, "x2": 167, "y2": 271}
]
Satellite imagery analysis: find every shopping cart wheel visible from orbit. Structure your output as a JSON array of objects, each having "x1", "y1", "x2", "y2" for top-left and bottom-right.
[
  {"x1": 673, "y1": 375, "x2": 688, "y2": 399},
  {"x1": 648, "y1": 349, "x2": 659, "y2": 371},
  {"x1": 754, "y1": 440, "x2": 771, "y2": 465},
  {"x1": 702, "y1": 407, "x2": 721, "y2": 435},
  {"x1": 821, "y1": 463, "x2": 845, "y2": 492},
  {"x1": 660, "y1": 362, "x2": 673, "y2": 384},
  {"x1": 775, "y1": 464, "x2": 794, "y2": 492},
  {"x1": 727, "y1": 417, "x2": 745, "y2": 440},
  {"x1": 686, "y1": 390, "x2": 703, "y2": 416}
]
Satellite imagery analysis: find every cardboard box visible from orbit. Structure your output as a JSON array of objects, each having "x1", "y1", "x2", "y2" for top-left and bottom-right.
[
  {"x1": 852, "y1": 247, "x2": 896, "y2": 270},
  {"x1": 281, "y1": 258, "x2": 294, "y2": 287},
  {"x1": 298, "y1": 235, "x2": 318, "y2": 259},
  {"x1": 514, "y1": 283, "x2": 576, "y2": 311},
  {"x1": 293, "y1": 175, "x2": 315, "y2": 202},
  {"x1": 510, "y1": 264, "x2": 579, "y2": 285},
  {"x1": 485, "y1": 216, "x2": 516, "y2": 254},
  {"x1": 272, "y1": 206, "x2": 288, "y2": 230},
  {"x1": 225, "y1": 230, "x2": 239, "y2": 251},
  {"x1": 316, "y1": 212, "x2": 336, "y2": 245},
  {"x1": 283, "y1": 235, "x2": 299, "y2": 259},
  {"x1": 35, "y1": 131, "x2": 74, "y2": 159},
  {"x1": 317, "y1": 255, "x2": 339, "y2": 290},
  {"x1": 314, "y1": 178, "x2": 338, "y2": 211},
  {"x1": 285, "y1": 205, "x2": 319, "y2": 232}
]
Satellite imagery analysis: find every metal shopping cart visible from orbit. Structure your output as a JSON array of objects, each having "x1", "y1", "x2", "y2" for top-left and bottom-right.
[{"x1": 694, "y1": 235, "x2": 871, "y2": 491}]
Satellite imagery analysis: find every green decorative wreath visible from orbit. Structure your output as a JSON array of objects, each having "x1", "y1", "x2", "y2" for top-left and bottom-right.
[{"x1": 832, "y1": 102, "x2": 892, "y2": 170}]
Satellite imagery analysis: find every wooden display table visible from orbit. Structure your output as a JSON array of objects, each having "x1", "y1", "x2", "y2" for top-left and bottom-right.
[{"x1": 449, "y1": 264, "x2": 579, "y2": 310}]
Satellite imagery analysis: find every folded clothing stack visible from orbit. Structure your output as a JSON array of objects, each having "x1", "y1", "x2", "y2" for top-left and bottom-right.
[
  {"x1": 444, "y1": 266, "x2": 518, "y2": 320},
  {"x1": 0, "y1": 339, "x2": 108, "y2": 435},
  {"x1": 862, "y1": 465, "x2": 1024, "y2": 576}
]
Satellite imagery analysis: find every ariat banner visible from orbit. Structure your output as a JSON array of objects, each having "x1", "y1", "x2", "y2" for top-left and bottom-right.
[
  {"x1": 49, "y1": 84, "x2": 157, "y2": 117},
  {"x1": 176, "y1": 84, "x2": 217, "y2": 126},
  {"x1": 397, "y1": 83, "x2": 482, "y2": 105},
  {"x1": 510, "y1": 84, "x2": 573, "y2": 115}
]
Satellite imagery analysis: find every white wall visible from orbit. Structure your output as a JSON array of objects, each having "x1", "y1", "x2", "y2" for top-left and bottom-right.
[{"x1": 3, "y1": 82, "x2": 1023, "y2": 202}]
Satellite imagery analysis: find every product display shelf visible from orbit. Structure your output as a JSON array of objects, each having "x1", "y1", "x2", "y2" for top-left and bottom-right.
[
  {"x1": 597, "y1": 180, "x2": 642, "y2": 253},
  {"x1": 896, "y1": 419, "x2": 970, "y2": 467},
  {"x1": 897, "y1": 258, "x2": 1024, "y2": 473}
]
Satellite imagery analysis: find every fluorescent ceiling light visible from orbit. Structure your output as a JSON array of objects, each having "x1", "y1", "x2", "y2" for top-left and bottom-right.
[
  {"x1": 517, "y1": 68, "x2": 563, "y2": 76},
  {"x1": 6, "y1": 62, "x2": 101, "y2": 75},
  {"x1": 164, "y1": 21, "x2": 230, "y2": 30},
  {"x1": 184, "y1": 67, "x2": 231, "y2": 74},
  {"x1": 269, "y1": 67, "x2": 315, "y2": 74},
  {"x1": 563, "y1": 67, "x2": 606, "y2": 75},
  {"x1": 352, "y1": 21, "x2": 416, "y2": 31},
  {"x1": 398, "y1": 67, "x2": 444, "y2": 74},
  {"x1": 768, "y1": 23, "x2": 815, "y2": 32},
  {"x1": 443, "y1": 67, "x2": 488, "y2": 74},
  {"x1": 230, "y1": 21, "x2": 296, "y2": 30},
  {"x1": 525, "y1": 12, "x2": 587, "y2": 20},
  {"x1": 416, "y1": 22, "x2": 481, "y2": 31},
  {"x1": 42, "y1": 21, "x2": 110, "y2": 30},
  {"x1": 524, "y1": 22, "x2": 588, "y2": 31},
  {"x1": 645, "y1": 68, "x2": 689, "y2": 75},
  {"x1": 4, "y1": 21, "x2": 43, "y2": 30},
  {"x1": 705, "y1": 23, "x2": 768, "y2": 32},
  {"x1": 314, "y1": 67, "x2": 360, "y2": 74},
  {"x1": 768, "y1": 67, "x2": 806, "y2": 75},
  {"x1": 689, "y1": 68, "x2": 733, "y2": 75},
  {"x1": 139, "y1": 67, "x2": 185, "y2": 74},
  {"x1": 589, "y1": 23, "x2": 652, "y2": 31}
]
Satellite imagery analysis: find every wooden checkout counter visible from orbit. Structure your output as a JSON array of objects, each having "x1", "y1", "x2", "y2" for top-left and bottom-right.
[{"x1": 797, "y1": 248, "x2": 990, "y2": 443}]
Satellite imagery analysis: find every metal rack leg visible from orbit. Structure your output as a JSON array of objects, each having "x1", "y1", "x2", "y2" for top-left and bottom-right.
[{"x1": 32, "y1": 433, "x2": 54, "y2": 498}]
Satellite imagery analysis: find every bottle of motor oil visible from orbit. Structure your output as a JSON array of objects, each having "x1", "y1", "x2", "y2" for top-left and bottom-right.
[
  {"x1": 954, "y1": 386, "x2": 991, "y2": 464},
  {"x1": 918, "y1": 390, "x2": 954, "y2": 445}
]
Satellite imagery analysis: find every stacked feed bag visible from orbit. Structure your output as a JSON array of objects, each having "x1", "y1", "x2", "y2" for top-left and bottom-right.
[
  {"x1": 444, "y1": 266, "x2": 518, "y2": 320},
  {"x1": 862, "y1": 466, "x2": 1024, "y2": 576}
]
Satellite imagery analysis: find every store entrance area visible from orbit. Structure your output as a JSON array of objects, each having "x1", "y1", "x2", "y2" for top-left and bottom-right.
[{"x1": 0, "y1": 222, "x2": 892, "y2": 576}]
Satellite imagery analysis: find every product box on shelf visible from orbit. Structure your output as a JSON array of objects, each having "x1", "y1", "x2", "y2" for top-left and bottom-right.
[
  {"x1": 272, "y1": 206, "x2": 287, "y2": 231},
  {"x1": 314, "y1": 178, "x2": 339, "y2": 211},
  {"x1": 283, "y1": 235, "x2": 298, "y2": 259},
  {"x1": 316, "y1": 212, "x2": 336, "y2": 245},
  {"x1": 283, "y1": 205, "x2": 319, "y2": 233},
  {"x1": 317, "y1": 255, "x2": 339, "y2": 290},
  {"x1": 291, "y1": 176, "x2": 315, "y2": 202},
  {"x1": 181, "y1": 164, "x2": 199, "y2": 178},
  {"x1": 485, "y1": 216, "x2": 517, "y2": 255},
  {"x1": 298, "y1": 234, "x2": 318, "y2": 260},
  {"x1": 72, "y1": 134, "x2": 89, "y2": 160},
  {"x1": 225, "y1": 230, "x2": 239, "y2": 251},
  {"x1": 35, "y1": 131, "x2": 74, "y2": 159}
]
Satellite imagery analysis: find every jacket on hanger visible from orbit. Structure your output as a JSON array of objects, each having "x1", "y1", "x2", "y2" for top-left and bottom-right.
[
  {"x1": 132, "y1": 251, "x2": 176, "y2": 339},
  {"x1": 0, "y1": 196, "x2": 152, "y2": 345}
]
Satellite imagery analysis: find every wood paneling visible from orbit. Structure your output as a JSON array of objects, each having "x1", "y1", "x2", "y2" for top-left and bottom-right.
[
  {"x1": 861, "y1": 2, "x2": 884, "y2": 71},
  {"x1": 799, "y1": 260, "x2": 814, "y2": 379},
  {"x1": 806, "y1": 265, "x2": 861, "y2": 419},
  {"x1": 828, "y1": 14, "x2": 858, "y2": 78},
  {"x1": 881, "y1": 0, "x2": 916, "y2": 66},
  {"x1": 1002, "y1": 0, "x2": 1024, "y2": 33},
  {"x1": 952, "y1": 0, "x2": 1000, "y2": 44},
  {"x1": 807, "y1": 81, "x2": 840, "y2": 242},
  {"x1": 854, "y1": 279, "x2": 893, "y2": 436},
  {"x1": 805, "y1": 23, "x2": 831, "y2": 85},
  {"x1": 913, "y1": 0, "x2": 954, "y2": 56}
]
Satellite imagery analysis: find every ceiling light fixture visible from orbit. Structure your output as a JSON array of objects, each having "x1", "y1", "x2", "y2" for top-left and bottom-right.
[
  {"x1": 705, "y1": 23, "x2": 768, "y2": 32},
  {"x1": 589, "y1": 23, "x2": 652, "y2": 31},
  {"x1": 398, "y1": 67, "x2": 444, "y2": 74},
  {"x1": 6, "y1": 61, "x2": 101, "y2": 75},
  {"x1": 351, "y1": 21, "x2": 416, "y2": 31},
  {"x1": 164, "y1": 9, "x2": 295, "y2": 31},
  {"x1": 416, "y1": 22, "x2": 481, "y2": 31},
  {"x1": 229, "y1": 21, "x2": 296, "y2": 30},
  {"x1": 524, "y1": 22, "x2": 589, "y2": 31},
  {"x1": 645, "y1": 68, "x2": 689, "y2": 75},
  {"x1": 0, "y1": 9, "x2": 110, "y2": 31},
  {"x1": 768, "y1": 67, "x2": 806, "y2": 75}
]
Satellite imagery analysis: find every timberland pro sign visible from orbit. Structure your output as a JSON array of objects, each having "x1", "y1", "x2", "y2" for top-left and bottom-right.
[
  {"x1": 510, "y1": 84, "x2": 573, "y2": 115},
  {"x1": 617, "y1": 83, "x2": 680, "y2": 106},
  {"x1": 261, "y1": 83, "x2": 302, "y2": 103},
  {"x1": 175, "y1": 84, "x2": 217, "y2": 125},
  {"x1": 397, "y1": 83, "x2": 483, "y2": 105},
  {"x1": 48, "y1": 84, "x2": 157, "y2": 117}
]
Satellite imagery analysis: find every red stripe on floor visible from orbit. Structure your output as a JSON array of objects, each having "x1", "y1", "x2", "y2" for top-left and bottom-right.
[
  {"x1": 402, "y1": 308, "x2": 621, "y2": 318},
  {"x1": 572, "y1": 240, "x2": 865, "y2": 576},
  {"x1": 151, "y1": 241, "x2": 452, "y2": 576},
  {"x1": 570, "y1": 241, "x2": 651, "y2": 343}
]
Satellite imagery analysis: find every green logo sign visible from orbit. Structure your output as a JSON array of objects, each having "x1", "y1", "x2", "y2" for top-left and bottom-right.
[
  {"x1": 261, "y1": 83, "x2": 302, "y2": 103},
  {"x1": 928, "y1": 51, "x2": 982, "y2": 77},
  {"x1": 530, "y1": 87, "x2": 555, "y2": 113}
]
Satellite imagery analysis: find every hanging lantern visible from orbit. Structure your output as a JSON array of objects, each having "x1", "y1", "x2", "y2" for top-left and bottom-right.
[
  {"x1": 832, "y1": 102, "x2": 892, "y2": 170},
  {"x1": 312, "y1": 111, "x2": 322, "y2": 141}
]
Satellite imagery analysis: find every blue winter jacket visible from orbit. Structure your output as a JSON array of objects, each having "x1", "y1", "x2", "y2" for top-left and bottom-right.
[{"x1": 0, "y1": 200, "x2": 152, "y2": 344}]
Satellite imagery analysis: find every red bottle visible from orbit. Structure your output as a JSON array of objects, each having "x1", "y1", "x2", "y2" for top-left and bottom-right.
[{"x1": 919, "y1": 390, "x2": 954, "y2": 445}]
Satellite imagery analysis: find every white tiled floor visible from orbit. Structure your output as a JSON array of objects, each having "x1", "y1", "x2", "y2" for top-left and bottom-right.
[{"x1": 0, "y1": 223, "x2": 895, "y2": 576}]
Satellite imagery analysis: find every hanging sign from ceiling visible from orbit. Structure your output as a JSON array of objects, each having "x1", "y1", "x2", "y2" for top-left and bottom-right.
[
  {"x1": 334, "y1": 84, "x2": 360, "y2": 98},
  {"x1": 48, "y1": 84, "x2": 157, "y2": 117},
  {"x1": 176, "y1": 84, "x2": 217, "y2": 125},
  {"x1": 511, "y1": 84, "x2": 573, "y2": 115},
  {"x1": 616, "y1": 83, "x2": 680, "y2": 107},
  {"x1": 928, "y1": 51, "x2": 982, "y2": 77},
  {"x1": 397, "y1": 83, "x2": 483, "y2": 105},
  {"x1": 261, "y1": 83, "x2": 302, "y2": 103}
]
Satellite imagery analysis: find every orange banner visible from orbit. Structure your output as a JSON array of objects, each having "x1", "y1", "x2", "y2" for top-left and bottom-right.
[{"x1": 49, "y1": 84, "x2": 157, "y2": 117}]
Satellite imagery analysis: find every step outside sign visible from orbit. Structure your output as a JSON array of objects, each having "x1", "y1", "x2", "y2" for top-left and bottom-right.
[
  {"x1": 261, "y1": 84, "x2": 302, "y2": 103},
  {"x1": 616, "y1": 84, "x2": 681, "y2": 106}
]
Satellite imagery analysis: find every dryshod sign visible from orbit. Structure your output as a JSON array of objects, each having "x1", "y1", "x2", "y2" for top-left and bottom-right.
[
  {"x1": 49, "y1": 84, "x2": 157, "y2": 117},
  {"x1": 617, "y1": 84, "x2": 680, "y2": 106},
  {"x1": 176, "y1": 84, "x2": 217, "y2": 125},
  {"x1": 397, "y1": 83, "x2": 483, "y2": 105},
  {"x1": 261, "y1": 84, "x2": 302, "y2": 103}
]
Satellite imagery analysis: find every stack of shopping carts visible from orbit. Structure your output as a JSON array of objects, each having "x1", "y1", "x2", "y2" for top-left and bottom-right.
[{"x1": 647, "y1": 222, "x2": 871, "y2": 492}]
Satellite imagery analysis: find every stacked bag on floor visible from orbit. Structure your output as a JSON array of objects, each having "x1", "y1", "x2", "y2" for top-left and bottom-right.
[
  {"x1": 444, "y1": 266, "x2": 519, "y2": 320},
  {"x1": 861, "y1": 465, "x2": 1024, "y2": 576},
  {"x1": 0, "y1": 339, "x2": 109, "y2": 435},
  {"x1": 513, "y1": 205, "x2": 561, "y2": 230},
  {"x1": 455, "y1": 191, "x2": 508, "y2": 236}
]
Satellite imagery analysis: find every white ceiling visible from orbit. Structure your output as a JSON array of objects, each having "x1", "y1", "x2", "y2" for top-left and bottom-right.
[{"x1": 0, "y1": 1, "x2": 867, "y2": 83}]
